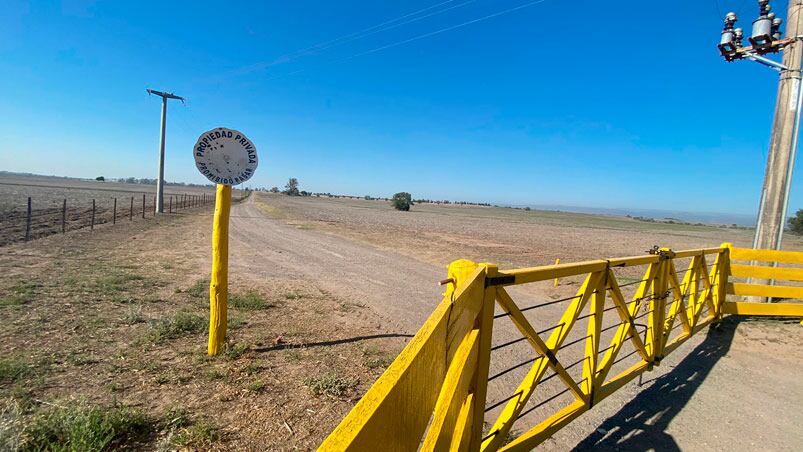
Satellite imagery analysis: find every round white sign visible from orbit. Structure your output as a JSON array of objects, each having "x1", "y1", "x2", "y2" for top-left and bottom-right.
[{"x1": 194, "y1": 127, "x2": 258, "y2": 185}]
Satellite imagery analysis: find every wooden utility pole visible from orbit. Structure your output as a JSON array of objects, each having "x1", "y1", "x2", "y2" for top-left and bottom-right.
[{"x1": 754, "y1": 0, "x2": 803, "y2": 252}]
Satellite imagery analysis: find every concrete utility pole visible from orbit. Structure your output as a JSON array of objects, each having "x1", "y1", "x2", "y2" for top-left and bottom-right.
[
  {"x1": 754, "y1": 0, "x2": 803, "y2": 251},
  {"x1": 146, "y1": 89, "x2": 185, "y2": 214}
]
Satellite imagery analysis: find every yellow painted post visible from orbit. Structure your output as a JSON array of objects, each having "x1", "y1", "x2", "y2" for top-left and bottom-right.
[
  {"x1": 715, "y1": 243, "x2": 732, "y2": 319},
  {"x1": 468, "y1": 263, "x2": 497, "y2": 451},
  {"x1": 208, "y1": 184, "x2": 232, "y2": 356},
  {"x1": 652, "y1": 248, "x2": 672, "y2": 362},
  {"x1": 554, "y1": 258, "x2": 560, "y2": 287}
]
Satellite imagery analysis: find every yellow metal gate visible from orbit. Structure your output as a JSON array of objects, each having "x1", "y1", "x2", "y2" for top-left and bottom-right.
[{"x1": 320, "y1": 244, "x2": 803, "y2": 451}]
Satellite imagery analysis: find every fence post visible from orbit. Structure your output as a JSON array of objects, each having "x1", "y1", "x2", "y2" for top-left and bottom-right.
[
  {"x1": 25, "y1": 197, "x2": 31, "y2": 241},
  {"x1": 91, "y1": 199, "x2": 95, "y2": 230},
  {"x1": 142, "y1": 194, "x2": 146, "y2": 219},
  {"x1": 130, "y1": 197, "x2": 134, "y2": 221},
  {"x1": 62, "y1": 199, "x2": 66, "y2": 233},
  {"x1": 113, "y1": 198, "x2": 117, "y2": 224},
  {"x1": 169, "y1": 195, "x2": 172, "y2": 213}
]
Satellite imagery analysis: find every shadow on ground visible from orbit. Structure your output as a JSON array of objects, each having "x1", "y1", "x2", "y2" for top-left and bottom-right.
[
  {"x1": 573, "y1": 316, "x2": 741, "y2": 451},
  {"x1": 253, "y1": 333, "x2": 413, "y2": 352}
]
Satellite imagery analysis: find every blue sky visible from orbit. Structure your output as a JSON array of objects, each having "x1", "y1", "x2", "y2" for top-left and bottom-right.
[{"x1": 0, "y1": 0, "x2": 796, "y2": 216}]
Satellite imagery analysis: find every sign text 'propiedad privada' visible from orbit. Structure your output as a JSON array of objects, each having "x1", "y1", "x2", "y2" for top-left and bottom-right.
[{"x1": 194, "y1": 127, "x2": 258, "y2": 185}]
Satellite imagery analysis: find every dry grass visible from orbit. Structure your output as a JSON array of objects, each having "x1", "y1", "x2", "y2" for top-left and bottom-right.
[{"x1": 0, "y1": 201, "x2": 401, "y2": 450}]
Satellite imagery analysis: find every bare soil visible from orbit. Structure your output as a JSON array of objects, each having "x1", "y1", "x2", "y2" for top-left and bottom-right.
[
  {"x1": 0, "y1": 174, "x2": 241, "y2": 246},
  {"x1": 0, "y1": 199, "x2": 401, "y2": 450},
  {"x1": 1, "y1": 189, "x2": 801, "y2": 450},
  {"x1": 246, "y1": 193, "x2": 803, "y2": 451}
]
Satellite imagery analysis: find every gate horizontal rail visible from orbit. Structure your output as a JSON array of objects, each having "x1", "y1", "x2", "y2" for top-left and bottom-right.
[{"x1": 320, "y1": 243, "x2": 803, "y2": 451}]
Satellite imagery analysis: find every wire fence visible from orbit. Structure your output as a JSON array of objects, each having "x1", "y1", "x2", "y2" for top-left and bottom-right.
[{"x1": 0, "y1": 192, "x2": 215, "y2": 246}]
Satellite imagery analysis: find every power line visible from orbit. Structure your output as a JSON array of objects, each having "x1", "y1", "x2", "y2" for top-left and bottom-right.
[
  {"x1": 262, "y1": 0, "x2": 551, "y2": 82},
  {"x1": 276, "y1": 0, "x2": 474, "y2": 61},
  {"x1": 219, "y1": 0, "x2": 477, "y2": 79},
  {"x1": 347, "y1": 0, "x2": 548, "y2": 59}
]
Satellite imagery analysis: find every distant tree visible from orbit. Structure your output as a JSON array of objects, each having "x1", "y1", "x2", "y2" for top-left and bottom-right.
[
  {"x1": 299, "y1": 190, "x2": 311, "y2": 196},
  {"x1": 95, "y1": 176, "x2": 105, "y2": 182},
  {"x1": 270, "y1": 186, "x2": 279, "y2": 193},
  {"x1": 284, "y1": 178, "x2": 300, "y2": 196},
  {"x1": 789, "y1": 209, "x2": 803, "y2": 235},
  {"x1": 392, "y1": 192, "x2": 412, "y2": 211}
]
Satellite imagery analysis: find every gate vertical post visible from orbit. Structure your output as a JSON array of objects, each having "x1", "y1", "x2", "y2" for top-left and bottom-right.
[
  {"x1": 469, "y1": 264, "x2": 497, "y2": 451},
  {"x1": 715, "y1": 243, "x2": 733, "y2": 319}
]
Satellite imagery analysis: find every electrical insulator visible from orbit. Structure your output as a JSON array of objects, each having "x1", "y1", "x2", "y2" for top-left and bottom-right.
[
  {"x1": 719, "y1": 12, "x2": 741, "y2": 60},
  {"x1": 750, "y1": 0, "x2": 774, "y2": 50},
  {"x1": 772, "y1": 16, "x2": 783, "y2": 40},
  {"x1": 734, "y1": 28, "x2": 744, "y2": 48}
]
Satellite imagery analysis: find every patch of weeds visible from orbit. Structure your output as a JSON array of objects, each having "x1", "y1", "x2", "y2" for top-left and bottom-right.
[
  {"x1": 339, "y1": 302, "x2": 364, "y2": 312},
  {"x1": 0, "y1": 357, "x2": 31, "y2": 383},
  {"x1": 223, "y1": 343, "x2": 248, "y2": 360},
  {"x1": 154, "y1": 373, "x2": 170, "y2": 385},
  {"x1": 147, "y1": 312, "x2": 205, "y2": 343},
  {"x1": 284, "y1": 291, "x2": 302, "y2": 300},
  {"x1": 184, "y1": 279, "x2": 209, "y2": 299},
  {"x1": 245, "y1": 379, "x2": 266, "y2": 392},
  {"x1": 67, "y1": 351, "x2": 99, "y2": 366},
  {"x1": 362, "y1": 345, "x2": 383, "y2": 357},
  {"x1": 228, "y1": 315, "x2": 246, "y2": 330},
  {"x1": 362, "y1": 345, "x2": 392, "y2": 369},
  {"x1": 138, "y1": 360, "x2": 162, "y2": 373},
  {"x1": 230, "y1": 290, "x2": 271, "y2": 310},
  {"x1": 285, "y1": 349, "x2": 303, "y2": 362},
  {"x1": 304, "y1": 373, "x2": 358, "y2": 397},
  {"x1": 364, "y1": 356, "x2": 393, "y2": 369},
  {"x1": 108, "y1": 382, "x2": 123, "y2": 393},
  {"x1": 205, "y1": 368, "x2": 227, "y2": 381},
  {"x1": 162, "y1": 406, "x2": 191, "y2": 430},
  {"x1": 122, "y1": 305, "x2": 145, "y2": 325},
  {"x1": 96, "y1": 270, "x2": 146, "y2": 294},
  {"x1": 20, "y1": 402, "x2": 151, "y2": 451},
  {"x1": 245, "y1": 362, "x2": 264, "y2": 374},
  {"x1": 0, "y1": 282, "x2": 38, "y2": 306},
  {"x1": 1, "y1": 400, "x2": 24, "y2": 451},
  {"x1": 172, "y1": 419, "x2": 219, "y2": 448}
]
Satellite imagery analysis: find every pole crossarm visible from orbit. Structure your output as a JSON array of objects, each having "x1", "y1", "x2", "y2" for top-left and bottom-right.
[
  {"x1": 146, "y1": 88, "x2": 185, "y2": 102},
  {"x1": 320, "y1": 243, "x2": 803, "y2": 451}
]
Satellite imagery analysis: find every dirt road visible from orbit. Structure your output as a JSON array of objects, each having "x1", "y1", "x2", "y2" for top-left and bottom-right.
[
  {"x1": 228, "y1": 194, "x2": 803, "y2": 450},
  {"x1": 228, "y1": 196, "x2": 444, "y2": 334}
]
